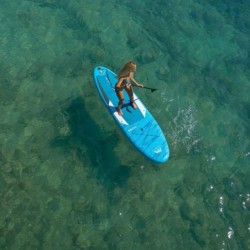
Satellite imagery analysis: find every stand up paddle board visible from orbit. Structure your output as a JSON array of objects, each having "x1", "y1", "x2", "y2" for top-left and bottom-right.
[{"x1": 93, "y1": 66, "x2": 169, "y2": 163}]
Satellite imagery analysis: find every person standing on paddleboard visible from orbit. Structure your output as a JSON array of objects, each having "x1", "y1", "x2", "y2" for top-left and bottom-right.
[{"x1": 115, "y1": 61, "x2": 143, "y2": 116}]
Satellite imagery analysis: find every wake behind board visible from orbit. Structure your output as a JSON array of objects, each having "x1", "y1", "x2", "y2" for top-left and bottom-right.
[{"x1": 93, "y1": 66, "x2": 169, "y2": 163}]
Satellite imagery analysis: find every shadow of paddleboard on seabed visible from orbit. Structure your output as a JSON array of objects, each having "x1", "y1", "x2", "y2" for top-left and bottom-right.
[{"x1": 50, "y1": 97, "x2": 131, "y2": 190}]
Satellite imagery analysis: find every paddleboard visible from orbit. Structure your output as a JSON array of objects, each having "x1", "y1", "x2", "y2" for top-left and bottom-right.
[{"x1": 93, "y1": 66, "x2": 169, "y2": 163}]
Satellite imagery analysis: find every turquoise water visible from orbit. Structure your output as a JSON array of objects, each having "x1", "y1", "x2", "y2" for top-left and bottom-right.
[{"x1": 0, "y1": 0, "x2": 249, "y2": 249}]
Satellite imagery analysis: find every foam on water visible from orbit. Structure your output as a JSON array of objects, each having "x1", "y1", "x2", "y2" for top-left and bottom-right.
[{"x1": 169, "y1": 104, "x2": 201, "y2": 153}]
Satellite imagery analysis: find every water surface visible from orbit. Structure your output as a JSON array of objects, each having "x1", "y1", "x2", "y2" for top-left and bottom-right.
[{"x1": 0, "y1": 0, "x2": 249, "y2": 249}]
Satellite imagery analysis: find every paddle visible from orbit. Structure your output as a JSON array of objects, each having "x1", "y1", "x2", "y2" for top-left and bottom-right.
[{"x1": 132, "y1": 85, "x2": 159, "y2": 92}]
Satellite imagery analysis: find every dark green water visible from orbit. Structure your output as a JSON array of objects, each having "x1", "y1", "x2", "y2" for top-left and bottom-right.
[{"x1": 0, "y1": 0, "x2": 249, "y2": 249}]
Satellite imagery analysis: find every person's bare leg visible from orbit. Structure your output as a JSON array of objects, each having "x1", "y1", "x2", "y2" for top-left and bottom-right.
[
  {"x1": 117, "y1": 100, "x2": 124, "y2": 116},
  {"x1": 125, "y1": 85, "x2": 137, "y2": 109},
  {"x1": 116, "y1": 90, "x2": 124, "y2": 116}
]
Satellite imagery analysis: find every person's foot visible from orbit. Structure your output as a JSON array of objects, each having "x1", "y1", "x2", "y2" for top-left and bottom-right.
[
  {"x1": 130, "y1": 101, "x2": 137, "y2": 109},
  {"x1": 117, "y1": 107, "x2": 123, "y2": 116}
]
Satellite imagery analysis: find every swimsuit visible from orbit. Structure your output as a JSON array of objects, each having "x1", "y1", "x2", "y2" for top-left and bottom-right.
[{"x1": 115, "y1": 78, "x2": 131, "y2": 91}]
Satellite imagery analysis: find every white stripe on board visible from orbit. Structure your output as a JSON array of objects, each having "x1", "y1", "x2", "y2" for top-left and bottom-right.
[
  {"x1": 109, "y1": 100, "x2": 129, "y2": 126},
  {"x1": 134, "y1": 94, "x2": 146, "y2": 117}
]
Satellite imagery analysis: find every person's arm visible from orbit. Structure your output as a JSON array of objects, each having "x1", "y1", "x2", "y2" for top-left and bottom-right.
[
  {"x1": 129, "y1": 71, "x2": 143, "y2": 87},
  {"x1": 131, "y1": 77, "x2": 143, "y2": 88}
]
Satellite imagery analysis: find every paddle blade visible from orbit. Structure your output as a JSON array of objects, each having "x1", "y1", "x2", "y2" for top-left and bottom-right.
[{"x1": 150, "y1": 88, "x2": 158, "y2": 92}]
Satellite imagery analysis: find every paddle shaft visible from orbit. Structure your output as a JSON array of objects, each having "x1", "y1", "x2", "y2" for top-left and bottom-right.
[{"x1": 132, "y1": 84, "x2": 158, "y2": 92}]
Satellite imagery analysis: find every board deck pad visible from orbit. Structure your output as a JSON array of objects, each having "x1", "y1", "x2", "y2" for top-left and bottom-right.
[{"x1": 93, "y1": 66, "x2": 169, "y2": 163}]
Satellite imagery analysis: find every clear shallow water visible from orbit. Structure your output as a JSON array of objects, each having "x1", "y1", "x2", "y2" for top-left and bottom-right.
[{"x1": 0, "y1": 0, "x2": 249, "y2": 249}]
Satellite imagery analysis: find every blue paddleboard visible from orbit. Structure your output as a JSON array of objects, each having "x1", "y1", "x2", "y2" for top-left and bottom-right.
[{"x1": 93, "y1": 66, "x2": 170, "y2": 163}]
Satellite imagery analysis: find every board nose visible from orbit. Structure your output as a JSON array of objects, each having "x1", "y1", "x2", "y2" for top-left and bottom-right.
[{"x1": 97, "y1": 67, "x2": 104, "y2": 74}]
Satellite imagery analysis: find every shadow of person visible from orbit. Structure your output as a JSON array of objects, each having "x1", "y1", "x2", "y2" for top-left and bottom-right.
[{"x1": 50, "y1": 97, "x2": 131, "y2": 190}]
